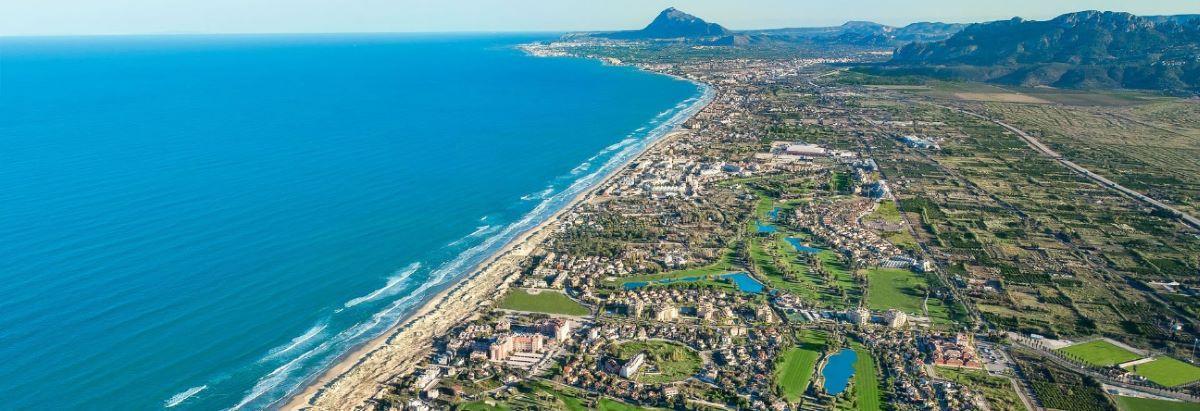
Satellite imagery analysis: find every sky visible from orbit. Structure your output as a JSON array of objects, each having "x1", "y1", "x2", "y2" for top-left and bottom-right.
[{"x1": 1, "y1": 0, "x2": 1198, "y2": 36}]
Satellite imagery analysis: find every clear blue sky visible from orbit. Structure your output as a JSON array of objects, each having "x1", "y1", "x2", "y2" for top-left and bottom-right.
[{"x1": 3, "y1": 0, "x2": 1198, "y2": 36}]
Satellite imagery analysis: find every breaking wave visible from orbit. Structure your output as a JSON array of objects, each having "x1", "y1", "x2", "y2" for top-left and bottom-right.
[{"x1": 342, "y1": 262, "x2": 423, "y2": 309}]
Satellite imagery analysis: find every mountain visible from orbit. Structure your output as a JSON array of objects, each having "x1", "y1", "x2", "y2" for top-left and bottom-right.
[
  {"x1": 753, "y1": 20, "x2": 964, "y2": 47},
  {"x1": 599, "y1": 7, "x2": 731, "y2": 40},
  {"x1": 885, "y1": 11, "x2": 1200, "y2": 91}
]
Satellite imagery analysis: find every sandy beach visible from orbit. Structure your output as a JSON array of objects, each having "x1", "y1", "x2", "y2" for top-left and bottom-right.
[{"x1": 280, "y1": 118, "x2": 705, "y2": 410}]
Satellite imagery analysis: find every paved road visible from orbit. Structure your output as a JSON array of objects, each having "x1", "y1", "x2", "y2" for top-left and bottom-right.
[{"x1": 948, "y1": 106, "x2": 1200, "y2": 230}]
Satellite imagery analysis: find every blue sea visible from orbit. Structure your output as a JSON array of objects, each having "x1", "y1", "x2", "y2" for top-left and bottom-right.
[{"x1": 0, "y1": 34, "x2": 708, "y2": 409}]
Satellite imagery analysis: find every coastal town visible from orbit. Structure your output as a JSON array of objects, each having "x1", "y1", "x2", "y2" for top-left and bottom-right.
[{"x1": 288, "y1": 29, "x2": 1200, "y2": 411}]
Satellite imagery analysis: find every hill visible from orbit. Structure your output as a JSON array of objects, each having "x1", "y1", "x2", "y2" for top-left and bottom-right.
[
  {"x1": 884, "y1": 11, "x2": 1200, "y2": 92},
  {"x1": 599, "y1": 7, "x2": 731, "y2": 40}
]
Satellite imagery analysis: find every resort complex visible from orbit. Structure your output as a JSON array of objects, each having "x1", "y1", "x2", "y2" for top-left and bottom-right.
[{"x1": 293, "y1": 12, "x2": 1200, "y2": 411}]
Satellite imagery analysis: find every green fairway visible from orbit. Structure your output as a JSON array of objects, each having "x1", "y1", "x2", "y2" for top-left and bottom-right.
[
  {"x1": 1057, "y1": 340, "x2": 1141, "y2": 367},
  {"x1": 775, "y1": 330, "x2": 826, "y2": 403},
  {"x1": 865, "y1": 267, "x2": 928, "y2": 315},
  {"x1": 1127, "y1": 356, "x2": 1200, "y2": 387},
  {"x1": 498, "y1": 289, "x2": 589, "y2": 316},
  {"x1": 851, "y1": 344, "x2": 882, "y2": 411},
  {"x1": 613, "y1": 340, "x2": 701, "y2": 384},
  {"x1": 1114, "y1": 396, "x2": 1200, "y2": 411}
]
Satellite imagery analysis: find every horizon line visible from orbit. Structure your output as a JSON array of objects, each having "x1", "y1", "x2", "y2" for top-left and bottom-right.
[{"x1": 3, "y1": 8, "x2": 1194, "y2": 39}]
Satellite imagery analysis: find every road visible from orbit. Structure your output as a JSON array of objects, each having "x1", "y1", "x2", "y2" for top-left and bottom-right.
[{"x1": 947, "y1": 105, "x2": 1200, "y2": 230}]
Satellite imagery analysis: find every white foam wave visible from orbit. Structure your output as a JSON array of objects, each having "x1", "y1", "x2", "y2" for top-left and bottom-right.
[
  {"x1": 448, "y1": 225, "x2": 499, "y2": 247},
  {"x1": 519, "y1": 186, "x2": 554, "y2": 201},
  {"x1": 342, "y1": 262, "x2": 422, "y2": 308},
  {"x1": 228, "y1": 81, "x2": 715, "y2": 411},
  {"x1": 261, "y1": 323, "x2": 328, "y2": 362},
  {"x1": 165, "y1": 385, "x2": 207, "y2": 408}
]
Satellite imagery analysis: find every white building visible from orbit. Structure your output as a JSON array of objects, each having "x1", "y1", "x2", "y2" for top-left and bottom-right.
[{"x1": 619, "y1": 353, "x2": 646, "y2": 379}]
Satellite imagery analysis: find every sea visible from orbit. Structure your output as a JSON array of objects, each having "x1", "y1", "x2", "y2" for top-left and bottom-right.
[{"x1": 0, "y1": 33, "x2": 709, "y2": 410}]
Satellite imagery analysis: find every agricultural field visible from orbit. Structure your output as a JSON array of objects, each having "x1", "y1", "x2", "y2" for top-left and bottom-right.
[
  {"x1": 1012, "y1": 349, "x2": 1116, "y2": 411},
  {"x1": 936, "y1": 367, "x2": 1026, "y2": 411},
  {"x1": 498, "y1": 289, "x2": 589, "y2": 316},
  {"x1": 827, "y1": 85, "x2": 1200, "y2": 350},
  {"x1": 1057, "y1": 340, "x2": 1142, "y2": 367},
  {"x1": 1126, "y1": 356, "x2": 1200, "y2": 388},
  {"x1": 978, "y1": 99, "x2": 1200, "y2": 217},
  {"x1": 1113, "y1": 396, "x2": 1200, "y2": 411},
  {"x1": 775, "y1": 330, "x2": 827, "y2": 403},
  {"x1": 612, "y1": 340, "x2": 702, "y2": 384}
]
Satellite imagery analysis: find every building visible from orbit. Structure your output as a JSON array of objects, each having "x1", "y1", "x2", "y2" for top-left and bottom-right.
[
  {"x1": 884, "y1": 309, "x2": 908, "y2": 328},
  {"x1": 619, "y1": 353, "x2": 646, "y2": 379},
  {"x1": 848, "y1": 307, "x2": 870, "y2": 325},
  {"x1": 488, "y1": 333, "x2": 546, "y2": 361},
  {"x1": 653, "y1": 304, "x2": 679, "y2": 321},
  {"x1": 540, "y1": 318, "x2": 573, "y2": 341},
  {"x1": 784, "y1": 143, "x2": 828, "y2": 157}
]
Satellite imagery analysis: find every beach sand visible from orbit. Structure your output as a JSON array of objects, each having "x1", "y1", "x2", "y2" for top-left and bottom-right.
[{"x1": 280, "y1": 128, "x2": 695, "y2": 410}]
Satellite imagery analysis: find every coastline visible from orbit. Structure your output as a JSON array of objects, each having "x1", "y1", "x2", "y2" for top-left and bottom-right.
[{"x1": 280, "y1": 80, "x2": 714, "y2": 410}]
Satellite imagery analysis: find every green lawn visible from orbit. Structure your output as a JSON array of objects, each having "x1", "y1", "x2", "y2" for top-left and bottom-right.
[
  {"x1": 498, "y1": 289, "x2": 589, "y2": 316},
  {"x1": 775, "y1": 330, "x2": 826, "y2": 403},
  {"x1": 614, "y1": 340, "x2": 701, "y2": 384},
  {"x1": 1127, "y1": 356, "x2": 1200, "y2": 387},
  {"x1": 869, "y1": 201, "x2": 903, "y2": 223},
  {"x1": 865, "y1": 267, "x2": 928, "y2": 315},
  {"x1": 1057, "y1": 340, "x2": 1142, "y2": 367},
  {"x1": 937, "y1": 367, "x2": 1026, "y2": 411},
  {"x1": 851, "y1": 344, "x2": 882, "y2": 411},
  {"x1": 1114, "y1": 396, "x2": 1200, "y2": 411}
]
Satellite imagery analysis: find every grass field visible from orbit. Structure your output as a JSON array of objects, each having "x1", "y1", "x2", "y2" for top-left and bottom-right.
[
  {"x1": 1057, "y1": 340, "x2": 1141, "y2": 367},
  {"x1": 1127, "y1": 356, "x2": 1200, "y2": 387},
  {"x1": 775, "y1": 330, "x2": 826, "y2": 403},
  {"x1": 614, "y1": 340, "x2": 701, "y2": 384},
  {"x1": 865, "y1": 268, "x2": 928, "y2": 315},
  {"x1": 1113, "y1": 396, "x2": 1200, "y2": 411},
  {"x1": 498, "y1": 289, "x2": 589, "y2": 316},
  {"x1": 851, "y1": 344, "x2": 882, "y2": 411},
  {"x1": 937, "y1": 367, "x2": 1026, "y2": 411}
]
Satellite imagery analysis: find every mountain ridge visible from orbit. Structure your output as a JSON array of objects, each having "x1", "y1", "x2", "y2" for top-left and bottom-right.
[{"x1": 883, "y1": 10, "x2": 1200, "y2": 92}]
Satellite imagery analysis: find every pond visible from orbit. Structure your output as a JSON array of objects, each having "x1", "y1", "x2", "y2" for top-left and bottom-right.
[
  {"x1": 719, "y1": 272, "x2": 765, "y2": 293},
  {"x1": 767, "y1": 206, "x2": 781, "y2": 220},
  {"x1": 785, "y1": 237, "x2": 822, "y2": 254},
  {"x1": 756, "y1": 221, "x2": 777, "y2": 233},
  {"x1": 822, "y1": 348, "x2": 857, "y2": 395}
]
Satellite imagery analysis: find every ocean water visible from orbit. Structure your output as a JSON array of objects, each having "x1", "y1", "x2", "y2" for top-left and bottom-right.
[{"x1": 0, "y1": 33, "x2": 707, "y2": 409}]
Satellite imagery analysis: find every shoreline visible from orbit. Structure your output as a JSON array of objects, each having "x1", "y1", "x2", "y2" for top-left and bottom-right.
[{"x1": 280, "y1": 82, "x2": 714, "y2": 410}]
